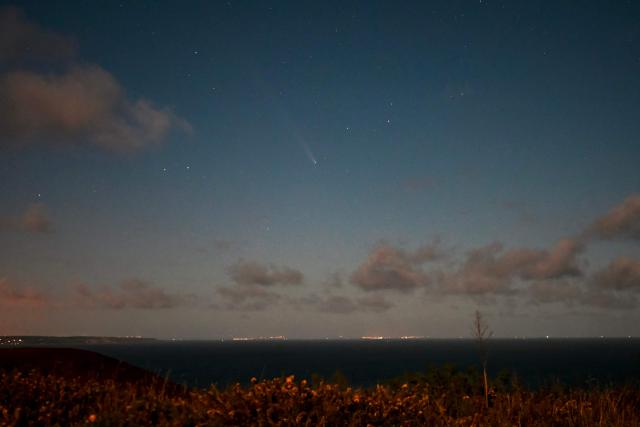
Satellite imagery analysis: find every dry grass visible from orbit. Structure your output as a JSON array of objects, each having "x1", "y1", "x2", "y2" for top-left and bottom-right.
[{"x1": 1, "y1": 367, "x2": 639, "y2": 426}]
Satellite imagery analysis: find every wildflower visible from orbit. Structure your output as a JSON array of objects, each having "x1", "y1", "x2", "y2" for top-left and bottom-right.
[{"x1": 88, "y1": 414, "x2": 97, "y2": 423}]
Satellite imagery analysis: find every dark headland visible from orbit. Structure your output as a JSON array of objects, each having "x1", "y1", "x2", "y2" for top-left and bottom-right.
[{"x1": 0, "y1": 347, "x2": 171, "y2": 386}]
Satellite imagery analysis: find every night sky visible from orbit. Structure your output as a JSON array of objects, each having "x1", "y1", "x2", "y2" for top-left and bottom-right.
[{"x1": 1, "y1": 1, "x2": 640, "y2": 339}]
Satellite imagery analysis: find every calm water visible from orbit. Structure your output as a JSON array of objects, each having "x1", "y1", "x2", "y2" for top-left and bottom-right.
[{"x1": 76, "y1": 339, "x2": 640, "y2": 388}]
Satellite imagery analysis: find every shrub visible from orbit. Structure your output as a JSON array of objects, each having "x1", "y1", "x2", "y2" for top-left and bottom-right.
[{"x1": 0, "y1": 368, "x2": 639, "y2": 426}]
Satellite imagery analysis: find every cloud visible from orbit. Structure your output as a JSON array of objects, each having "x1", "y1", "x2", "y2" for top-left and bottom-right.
[
  {"x1": 0, "y1": 6, "x2": 76, "y2": 64},
  {"x1": 0, "y1": 277, "x2": 49, "y2": 307},
  {"x1": 0, "y1": 8, "x2": 190, "y2": 153},
  {"x1": 527, "y1": 257, "x2": 640, "y2": 310},
  {"x1": 21, "y1": 203, "x2": 52, "y2": 233},
  {"x1": 357, "y1": 294, "x2": 394, "y2": 312},
  {"x1": 213, "y1": 239, "x2": 236, "y2": 252},
  {"x1": 509, "y1": 238, "x2": 584, "y2": 280},
  {"x1": 73, "y1": 279, "x2": 189, "y2": 309},
  {"x1": 0, "y1": 203, "x2": 52, "y2": 233},
  {"x1": 402, "y1": 176, "x2": 436, "y2": 193},
  {"x1": 324, "y1": 271, "x2": 345, "y2": 288},
  {"x1": 501, "y1": 200, "x2": 537, "y2": 225},
  {"x1": 591, "y1": 257, "x2": 640, "y2": 291},
  {"x1": 437, "y1": 239, "x2": 584, "y2": 296},
  {"x1": 436, "y1": 242, "x2": 514, "y2": 295},
  {"x1": 299, "y1": 294, "x2": 358, "y2": 314},
  {"x1": 216, "y1": 285, "x2": 282, "y2": 311},
  {"x1": 346, "y1": 194, "x2": 640, "y2": 309},
  {"x1": 587, "y1": 194, "x2": 640, "y2": 241},
  {"x1": 578, "y1": 289, "x2": 637, "y2": 310},
  {"x1": 0, "y1": 66, "x2": 191, "y2": 152},
  {"x1": 228, "y1": 261, "x2": 304, "y2": 287},
  {"x1": 217, "y1": 261, "x2": 304, "y2": 310},
  {"x1": 350, "y1": 241, "x2": 443, "y2": 292},
  {"x1": 2, "y1": 276, "x2": 197, "y2": 311},
  {"x1": 296, "y1": 293, "x2": 393, "y2": 314},
  {"x1": 529, "y1": 280, "x2": 582, "y2": 304}
]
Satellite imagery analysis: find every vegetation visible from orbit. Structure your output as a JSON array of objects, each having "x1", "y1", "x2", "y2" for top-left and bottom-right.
[{"x1": 1, "y1": 367, "x2": 639, "y2": 426}]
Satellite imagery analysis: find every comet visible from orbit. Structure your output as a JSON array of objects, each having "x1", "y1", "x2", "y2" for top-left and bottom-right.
[{"x1": 301, "y1": 141, "x2": 318, "y2": 166}]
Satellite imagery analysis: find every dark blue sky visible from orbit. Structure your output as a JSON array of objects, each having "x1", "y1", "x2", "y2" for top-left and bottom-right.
[{"x1": 1, "y1": 1, "x2": 639, "y2": 338}]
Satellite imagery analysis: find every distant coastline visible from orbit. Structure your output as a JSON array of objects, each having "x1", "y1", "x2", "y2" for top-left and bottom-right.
[
  {"x1": 2, "y1": 335, "x2": 636, "y2": 346},
  {"x1": 0, "y1": 336, "x2": 158, "y2": 346}
]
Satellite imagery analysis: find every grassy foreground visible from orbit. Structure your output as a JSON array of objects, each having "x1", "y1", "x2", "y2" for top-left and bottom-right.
[{"x1": 1, "y1": 367, "x2": 639, "y2": 426}]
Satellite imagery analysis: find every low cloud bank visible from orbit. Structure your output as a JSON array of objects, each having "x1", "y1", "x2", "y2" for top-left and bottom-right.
[
  {"x1": 437, "y1": 238, "x2": 584, "y2": 296},
  {"x1": 347, "y1": 194, "x2": 640, "y2": 310}
]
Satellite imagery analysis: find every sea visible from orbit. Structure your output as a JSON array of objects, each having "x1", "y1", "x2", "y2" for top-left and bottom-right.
[{"x1": 70, "y1": 338, "x2": 640, "y2": 389}]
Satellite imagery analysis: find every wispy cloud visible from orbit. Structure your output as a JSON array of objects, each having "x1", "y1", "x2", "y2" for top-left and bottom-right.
[
  {"x1": 529, "y1": 280, "x2": 582, "y2": 305},
  {"x1": 0, "y1": 203, "x2": 52, "y2": 233},
  {"x1": 357, "y1": 294, "x2": 394, "y2": 312},
  {"x1": 501, "y1": 200, "x2": 538, "y2": 225},
  {"x1": 402, "y1": 175, "x2": 436, "y2": 193},
  {"x1": 73, "y1": 279, "x2": 190, "y2": 310},
  {"x1": 0, "y1": 277, "x2": 49, "y2": 307},
  {"x1": 297, "y1": 294, "x2": 358, "y2": 314},
  {"x1": 578, "y1": 289, "x2": 637, "y2": 310},
  {"x1": 216, "y1": 285, "x2": 283, "y2": 311},
  {"x1": 324, "y1": 271, "x2": 345, "y2": 288},
  {"x1": 296, "y1": 293, "x2": 393, "y2": 314}
]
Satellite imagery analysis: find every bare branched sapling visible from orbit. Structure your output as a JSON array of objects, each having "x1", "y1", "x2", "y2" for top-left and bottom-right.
[{"x1": 472, "y1": 310, "x2": 493, "y2": 409}]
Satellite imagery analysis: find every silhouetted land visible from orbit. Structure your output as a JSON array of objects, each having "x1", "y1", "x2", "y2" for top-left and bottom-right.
[{"x1": 0, "y1": 348, "x2": 168, "y2": 385}]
